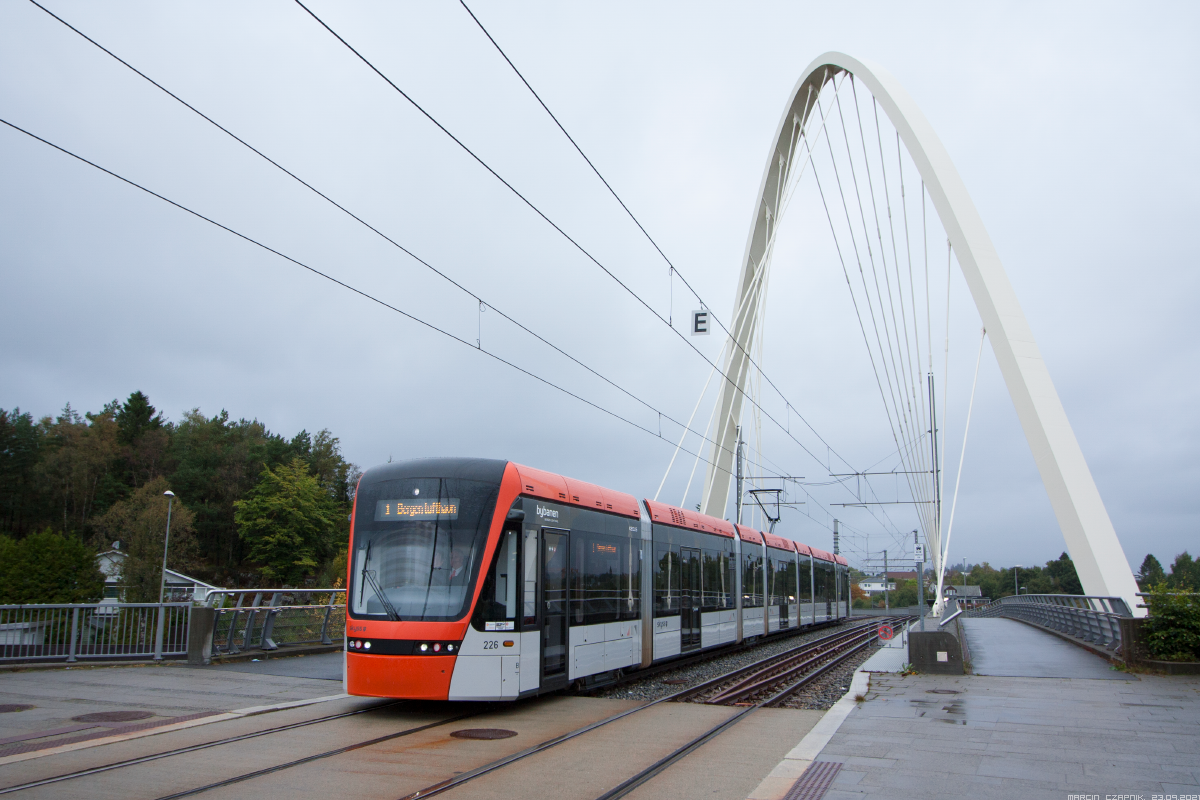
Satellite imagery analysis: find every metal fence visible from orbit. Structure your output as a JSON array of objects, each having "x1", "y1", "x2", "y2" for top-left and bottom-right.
[
  {"x1": 0, "y1": 603, "x2": 191, "y2": 663},
  {"x1": 967, "y1": 593, "x2": 1132, "y2": 653},
  {"x1": 206, "y1": 590, "x2": 345, "y2": 657}
]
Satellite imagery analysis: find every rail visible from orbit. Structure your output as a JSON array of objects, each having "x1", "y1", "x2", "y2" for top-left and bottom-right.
[
  {"x1": 205, "y1": 589, "x2": 345, "y2": 656},
  {"x1": 966, "y1": 593, "x2": 1132, "y2": 653},
  {"x1": 0, "y1": 603, "x2": 190, "y2": 663}
]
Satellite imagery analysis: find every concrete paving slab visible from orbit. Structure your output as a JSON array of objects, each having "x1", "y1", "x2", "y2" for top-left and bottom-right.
[
  {"x1": 808, "y1": 672, "x2": 1200, "y2": 798},
  {"x1": 0, "y1": 659, "x2": 345, "y2": 750},
  {"x1": 962, "y1": 617, "x2": 1123, "y2": 679}
]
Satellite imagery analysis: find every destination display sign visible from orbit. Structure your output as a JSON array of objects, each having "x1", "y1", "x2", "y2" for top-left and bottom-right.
[{"x1": 375, "y1": 499, "x2": 459, "y2": 521}]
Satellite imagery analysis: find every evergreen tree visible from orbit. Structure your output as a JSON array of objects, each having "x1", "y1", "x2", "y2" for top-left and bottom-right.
[
  {"x1": 0, "y1": 529, "x2": 105, "y2": 603},
  {"x1": 1044, "y1": 552, "x2": 1084, "y2": 594},
  {"x1": 1167, "y1": 552, "x2": 1199, "y2": 589},
  {"x1": 1137, "y1": 554, "x2": 1167, "y2": 590},
  {"x1": 0, "y1": 408, "x2": 44, "y2": 537},
  {"x1": 115, "y1": 391, "x2": 164, "y2": 445}
]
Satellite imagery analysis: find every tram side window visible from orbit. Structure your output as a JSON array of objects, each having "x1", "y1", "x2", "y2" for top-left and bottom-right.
[
  {"x1": 571, "y1": 531, "x2": 639, "y2": 626},
  {"x1": 471, "y1": 527, "x2": 518, "y2": 631},
  {"x1": 743, "y1": 552, "x2": 763, "y2": 608},
  {"x1": 798, "y1": 557, "x2": 812, "y2": 601},
  {"x1": 771, "y1": 554, "x2": 796, "y2": 604},
  {"x1": 812, "y1": 562, "x2": 827, "y2": 606},
  {"x1": 701, "y1": 548, "x2": 735, "y2": 610},
  {"x1": 654, "y1": 543, "x2": 680, "y2": 617}
]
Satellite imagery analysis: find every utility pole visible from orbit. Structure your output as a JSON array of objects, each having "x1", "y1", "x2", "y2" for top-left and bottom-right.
[
  {"x1": 154, "y1": 490, "x2": 176, "y2": 662},
  {"x1": 1014, "y1": 564, "x2": 1021, "y2": 598},
  {"x1": 883, "y1": 549, "x2": 889, "y2": 611},
  {"x1": 833, "y1": 519, "x2": 839, "y2": 555},
  {"x1": 735, "y1": 426, "x2": 744, "y2": 525},
  {"x1": 915, "y1": 530, "x2": 925, "y2": 631}
]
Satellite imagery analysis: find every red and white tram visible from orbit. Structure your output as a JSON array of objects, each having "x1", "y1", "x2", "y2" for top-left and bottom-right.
[{"x1": 345, "y1": 458, "x2": 849, "y2": 701}]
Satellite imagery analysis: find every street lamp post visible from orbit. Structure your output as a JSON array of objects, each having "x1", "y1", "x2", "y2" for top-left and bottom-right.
[{"x1": 153, "y1": 490, "x2": 175, "y2": 662}]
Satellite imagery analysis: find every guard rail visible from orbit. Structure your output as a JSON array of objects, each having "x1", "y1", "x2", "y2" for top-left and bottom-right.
[
  {"x1": 0, "y1": 602, "x2": 190, "y2": 663},
  {"x1": 967, "y1": 594, "x2": 1132, "y2": 653},
  {"x1": 205, "y1": 589, "x2": 345, "y2": 657}
]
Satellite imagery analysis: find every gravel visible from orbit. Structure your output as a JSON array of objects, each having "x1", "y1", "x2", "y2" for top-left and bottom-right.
[
  {"x1": 774, "y1": 641, "x2": 880, "y2": 710},
  {"x1": 589, "y1": 621, "x2": 875, "y2": 704}
]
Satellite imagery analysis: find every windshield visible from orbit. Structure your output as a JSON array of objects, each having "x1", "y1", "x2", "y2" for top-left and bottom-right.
[{"x1": 350, "y1": 476, "x2": 499, "y2": 621}]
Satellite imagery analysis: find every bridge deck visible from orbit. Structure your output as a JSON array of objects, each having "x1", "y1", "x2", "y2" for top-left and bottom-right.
[{"x1": 962, "y1": 617, "x2": 1123, "y2": 680}]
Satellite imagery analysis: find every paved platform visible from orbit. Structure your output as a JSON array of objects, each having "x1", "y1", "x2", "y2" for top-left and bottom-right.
[
  {"x1": 0, "y1": 657, "x2": 344, "y2": 757},
  {"x1": 195, "y1": 651, "x2": 344, "y2": 681},
  {"x1": 859, "y1": 621, "x2": 910, "y2": 673},
  {"x1": 811, "y1": 671, "x2": 1200, "y2": 798},
  {"x1": 963, "y1": 617, "x2": 1124, "y2": 679}
]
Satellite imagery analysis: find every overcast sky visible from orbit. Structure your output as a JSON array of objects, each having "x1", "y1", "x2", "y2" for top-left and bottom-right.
[{"x1": 2, "y1": 1, "x2": 1196, "y2": 577}]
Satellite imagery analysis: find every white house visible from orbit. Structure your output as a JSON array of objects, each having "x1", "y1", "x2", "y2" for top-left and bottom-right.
[
  {"x1": 96, "y1": 547, "x2": 223, "y2": 603},
  {"x1": 857, "y1": 577, "x2": 897, "y2": 596}
]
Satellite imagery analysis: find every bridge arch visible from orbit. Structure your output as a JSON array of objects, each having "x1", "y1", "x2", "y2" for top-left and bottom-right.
[{"x1": 700, "y1": 52, "x2": 1141, "y2": 614}]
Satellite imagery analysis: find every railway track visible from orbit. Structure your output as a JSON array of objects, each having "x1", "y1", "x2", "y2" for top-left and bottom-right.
[
  {"x1": 675, "y1": 617, "x2": 906, "y2": 707},
  {"x1": 573, "y1": 618, "x2": 846, "y2": 695},
  {"x1": 397, "y1": 619, "x2": 907, "y2": 800},
  {"x1": 0, "y1": 700, "x2": 409, "y2": 795},
  {"x1": 0, "y1": 619, "x2": 905, "y2": 800}
]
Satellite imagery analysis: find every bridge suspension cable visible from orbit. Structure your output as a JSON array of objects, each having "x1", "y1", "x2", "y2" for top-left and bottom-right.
[
  {"x1": 688, "y1": 51, "x2": 1141, "y2": 614},
  {"x1": 293, "y1": 0, "x2": 883, "y2": 493}
]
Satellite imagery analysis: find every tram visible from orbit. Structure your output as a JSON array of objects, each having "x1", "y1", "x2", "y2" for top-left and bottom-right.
[{"x1": 345, "y1": 458, "x2": 849, "y2": 701}]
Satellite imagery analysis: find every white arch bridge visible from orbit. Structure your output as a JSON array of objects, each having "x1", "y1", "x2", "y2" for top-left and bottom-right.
[{"x1": 675, "y1": 52, "x2": 1141, "y2": 616}]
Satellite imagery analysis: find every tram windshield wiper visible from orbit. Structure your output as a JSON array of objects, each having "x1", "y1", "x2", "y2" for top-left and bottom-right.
[{"x1": 360, "y1": 543, "x2": 401, "y2": 621}]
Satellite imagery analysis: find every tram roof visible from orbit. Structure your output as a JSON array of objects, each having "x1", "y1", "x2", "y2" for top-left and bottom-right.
[
  {"x1": 643, "y1": 500, "x2": 736, "y2": 537},
  {"x1": 511, "y1": 462, "x2": 641, "y2": 519},
  {"x1": 734, "y1": 524, "x2": 764, "y2": 545}
]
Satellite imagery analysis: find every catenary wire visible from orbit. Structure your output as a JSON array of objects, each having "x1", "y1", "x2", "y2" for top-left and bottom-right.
[
  {"x1": 26, "y1": 0, "x2": 752, "y2": 471},
  {"x1": 29, "y1": 3, "x2": 888, "y2": 552},
  {"x1": 293, "y1": 0, "x2": 869, "y2": 480},
  {"x1": 0, "y1": 116, "x2": 777, "y2": 489},
  {"x1": 456, "y1": 0, "x2": 855, "y2": 471}
]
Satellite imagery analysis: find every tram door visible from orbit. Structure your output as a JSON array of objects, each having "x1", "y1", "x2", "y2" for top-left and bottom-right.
[
  {"x1": 680, "y1": 547, "x2": 702, "y2": 652},
  {"x1": 541, "y1": 529, "x2": 569, "y2": 687}
]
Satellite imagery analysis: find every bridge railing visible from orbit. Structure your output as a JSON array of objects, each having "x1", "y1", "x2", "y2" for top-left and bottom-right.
[
  {"x1": 0, "y1": 603, "x2": 191, "y2": 663},
  {"x1": 966, "y1": 594, "x2": 1133, "y2": 654},
  {"x1": 204, "y1": 589, "x2": 345, "y2": 657}
]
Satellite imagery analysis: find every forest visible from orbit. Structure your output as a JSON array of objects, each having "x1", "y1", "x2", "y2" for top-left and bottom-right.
[{"x1": 0, "y1": 392, "x2": 357, "y2": 601}]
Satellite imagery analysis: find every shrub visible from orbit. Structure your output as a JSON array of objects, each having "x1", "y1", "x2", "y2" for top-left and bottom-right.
[{"x1": 1143, "y1": 583, "x2": 1200, "y2": 662}]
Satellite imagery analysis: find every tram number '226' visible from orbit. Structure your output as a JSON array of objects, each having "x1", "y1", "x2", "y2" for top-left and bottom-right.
[{"x1": 482, "y1": 640, "x2": 500, "y2": 650}]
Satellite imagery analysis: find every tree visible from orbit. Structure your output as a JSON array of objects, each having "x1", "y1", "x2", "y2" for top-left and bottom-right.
[
  {"x1": 115, "y1": 391, "x2": 164, "y2": 445},
  {"x1": 1137, "y1": 554, "x2": 1166, "y2": 590},
  {"x1": 93, "y1": 477, "x2": 197, "y2": 602},
  {"x1": 116, "y1": 391, "x2": 169, "y2": 488},
  {"x1": 0, "y1": 529, "x2": 105, "y2": 603},
  {"x1": 1167, "y1": 552, "x2": 1200, "y2": 590},
  {"x1": 234, "y1": 458, "x2": 340, "y2": 586},
  {"x1": 34, "y1": 405, "x2": 122, "y2": 537},
  {"x1": 1043, "y1": 552, "x2": 1084, "y2": 594},
  {"x1": 0, "y1": 408, "x2": 45, "y2": 537}
]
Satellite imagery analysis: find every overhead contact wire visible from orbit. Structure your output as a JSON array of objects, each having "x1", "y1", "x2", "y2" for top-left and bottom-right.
[
  {"x1": 0, "y1": 117, "x2": 769, "y2": 489},
  {"x1": 294, "y1": 0, "x2": 851, "y2": 478},
  {"x1": 27, "y1": 0, "x2": 750, "y2": 469}
]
